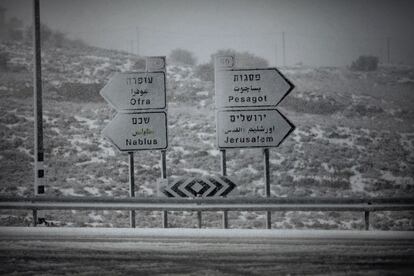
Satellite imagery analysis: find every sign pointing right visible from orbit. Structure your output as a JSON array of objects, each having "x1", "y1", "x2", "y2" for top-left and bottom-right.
[
  {"x1": 217, "y1": 109, "x2": 294, "y2": 148},
  {"x1": 215, "y1": 68, "x2": 294, "y2": 109}
]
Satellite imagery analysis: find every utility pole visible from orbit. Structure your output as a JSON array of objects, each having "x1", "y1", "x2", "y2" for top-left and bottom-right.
[
  {"x1": 386, "y1": 37, "x2": 391, "y2": 64},
  {"x1": 32, "y1": 0, "x2": 44, "y2": 227},
  {"x1": 136, "y1": 27, "x2": 140, "y2": 56},
  {"x1": 33, "y1": 0, "x2": 44, "y2": 196},
  {"x1": 275, "y1": 39, "x2": 278, "y2": 66},
  {"x1": 130, "y1": 40, "x2": 134, "y2": 54}
]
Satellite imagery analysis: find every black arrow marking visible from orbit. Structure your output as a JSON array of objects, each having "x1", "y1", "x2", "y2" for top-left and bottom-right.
[
  {"x1": 218, "y1": 175, "x2": 236, "y2": 197},
  {"x1": 171, "y1": 178, "x2": 188, "y2": 198},
  {"x1": 206, "y1": 177, "x2": 223, "y2": 197}
]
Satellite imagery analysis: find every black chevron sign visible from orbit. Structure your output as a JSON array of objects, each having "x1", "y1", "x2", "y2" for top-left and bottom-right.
[{"x1": 162, "y1": 176, "x2": 236, "y2": 198}]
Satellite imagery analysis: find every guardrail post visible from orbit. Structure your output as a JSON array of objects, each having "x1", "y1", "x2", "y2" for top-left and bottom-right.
[
  {"x1": 263, "y1": 148, "x2": 272, "y2": 229},
  {"x1": 160, "y1": 150, "x2": 168, "y2": 228},
  {"x1": 221, "y1": 149, "x2": 229, "y2": 229},
  {"x1": 197, "y1": 209, "x2": 202, "y2": 228},
  {"x1": 364, "y1": 211, "x2": 370, "y2": 230},
  {"x1": 32, "y1": 209, "x2": 37, "y2": 227},
  {"x1": 364, "y1": 202, "x2": 371, "y2": 230},
  {"x1": 128, "y1": 152, "x2": 135, "y2": 228}
]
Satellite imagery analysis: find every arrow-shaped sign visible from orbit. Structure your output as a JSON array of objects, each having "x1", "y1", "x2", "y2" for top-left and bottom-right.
[
  {"x1": 215, "y1": 68, "x2": 293, "y2": 108},
  {"x1": 100, "y1": 71, "x2": 166, "y2": 111},
  {"x1": 162, "y1": 176, "x2": 236, "y2": 198},
  {"x1": 217, "y1": 109, "x2": 294, "y2": 148},
  {"x1": 102, "y1": 111, "x2": 167, "y2": 151}
]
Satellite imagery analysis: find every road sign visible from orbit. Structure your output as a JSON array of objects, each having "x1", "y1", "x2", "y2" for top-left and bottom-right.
[
  {"x1": 217, "y1": 109, "x2": 294, "y2": 148},
  {"x1": 102, "y1": 112, "x2": 167, "y2": 151},
  {"x1": 215, "y1": 68, "x2": 293, "y2": 108},
  {"x1": 161, "y1": 176, "x2": 236, "y2": 198},
  {"x1": 100, "y1": 71, "x2": 166, "y2": 111}
]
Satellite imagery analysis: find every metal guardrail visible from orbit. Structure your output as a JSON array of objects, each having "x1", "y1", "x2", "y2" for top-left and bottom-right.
[{"x1": 1, "y1": 196, "x2": 413, "y2": 230}]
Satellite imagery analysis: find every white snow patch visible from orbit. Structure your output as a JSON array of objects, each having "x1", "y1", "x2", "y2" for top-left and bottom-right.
[
  {"x1": 208, "y1": 149, "x2": 220, "y2": 157},
  {"x1": 182, "y1": 167, "x2": 210, "y2": 176},
  {"x1": 74, "y1": 115, "x2": 98, "y2": 129},
  {"x1": 270, "y1": 153, "x2": 285, "y2": 166},
  {"x1": 84, "y1": 187, "x2": 101, "y2": 196},
  {"x1": 17, "y1": 186, "x2": 27, "y2": 196},
  {"x1": 349, "y1": 166, "x2": 364, "y2": 192},
  {"x1": 17, "y1": 146, "x2": 32, "y2": 157},
  {"x1": 322, "y1": 162, "x2": 335, "y2": 174},
  {"x1": 60, "y1": 188, "x2": 83, "y2": 196},
  {"x1": 172, "y1": 146, "x2": 191, "y2": 155},
  {"x1": 88, "y1": 212, "x2": 103, "y2": 222},
  {"x1": 76, "y1": 157, "x2": 106, "y2": 166},
  {"x1": 381, "y1": 171, "x2": 414, "y2": 186},
  {"x1": 309, "y1": 125, "x2": 324, "y2": 139},
  {"x1": 139, "y1": 186, "x2": 154, "y2": 196}
]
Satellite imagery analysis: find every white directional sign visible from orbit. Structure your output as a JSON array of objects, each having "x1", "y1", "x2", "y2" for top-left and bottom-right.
[
  {"x1": 217, "y1": 109, "x2": 294, "y2": 148},
  {"x1": 102, "y1": 112, "x2": 167, "y2": 151},
  {"x1": 161, "y1": 176, "x2": 236, "y2": 198},
  {"x1": 215, "y1": 68, "x2": 293, "y2": 108},
  {"x1": 100, "y1": 71, "x2": 166, "y2": 111}
]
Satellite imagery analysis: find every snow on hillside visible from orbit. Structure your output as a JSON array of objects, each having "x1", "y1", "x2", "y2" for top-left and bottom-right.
[{"x1": 0, "y1": 41, "x2": 413, "y2": 230}]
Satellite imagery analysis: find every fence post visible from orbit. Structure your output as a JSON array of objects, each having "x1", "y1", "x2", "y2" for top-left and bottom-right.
[
  {"x1": 221, "y1": 149, "x2": 229, "y2": 228},
  {"x1": 263, "y1": 148, "x2": 271, "y2": 229},
  {"x1": 128, "y1": 152, "x2": 135, "y2": 228}
]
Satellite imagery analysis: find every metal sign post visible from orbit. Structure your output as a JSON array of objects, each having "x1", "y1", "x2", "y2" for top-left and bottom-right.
[
  {"x1": 263, "y1": 148, "x2": 271, "y2": 229},
  {"x1": 221, "y1": 149, "x2": 228, "y2": 228},
  {"x1": 128, "y1": 152, "x2": 135, "y2": 228},
  {"x1": 144, "y1": 57, "x2": 169, "y2": 229}
]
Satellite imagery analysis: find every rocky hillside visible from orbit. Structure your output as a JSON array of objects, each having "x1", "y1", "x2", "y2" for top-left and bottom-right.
[{"x1": 0, "y1": 40, "x2": 413, "y2": 230}]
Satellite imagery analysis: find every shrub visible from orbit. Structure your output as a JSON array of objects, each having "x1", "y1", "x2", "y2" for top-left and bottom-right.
[
  {"x1": 350, "y1": 55, "x2": 379, "y2": 71},
  {"x1": 0, "y1": 52, "x2": 9, "y2": 71},
  {"x1": 194, "y1": 63, "x2": 214, "y2": 81},
  {"x1": 131, "y1": 58, "x2": 146, "y2": 71},
  {"x1": 168, "y1": 48, "x2": 196, "y2": 66}
]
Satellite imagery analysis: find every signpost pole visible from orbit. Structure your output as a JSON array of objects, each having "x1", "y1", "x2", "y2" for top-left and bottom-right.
[
  {"x1": 128, "y1": 152, "x2": 135, "y2": 228},
  {"x1": 221, "y1": 149, "x2": 228, "y2": 229},
  {"x1": 263, "y1": 148, "x2": 272, "y2": 229},
  {"x1": 160, "y1": 150, "x2": 168, "y2": 228}
]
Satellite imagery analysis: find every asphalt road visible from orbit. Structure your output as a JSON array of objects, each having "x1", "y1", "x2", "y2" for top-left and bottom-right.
[{"x1": 0, "y1": 227, "x2": 413, "y2": 275}]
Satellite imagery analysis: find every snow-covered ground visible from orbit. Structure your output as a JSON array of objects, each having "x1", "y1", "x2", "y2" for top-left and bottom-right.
[{"x1": 0, "y1": 40, "x2": 413, "y2": 230}]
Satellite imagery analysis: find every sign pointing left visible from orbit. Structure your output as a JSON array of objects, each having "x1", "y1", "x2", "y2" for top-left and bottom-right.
[{"x1": 100, "y1": 71, "x2": 166, "y2": 111}]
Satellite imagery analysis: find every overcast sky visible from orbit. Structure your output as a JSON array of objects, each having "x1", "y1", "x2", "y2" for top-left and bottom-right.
[{"x1": 3, "y1": 0, "x2": 414, "y2": 66}]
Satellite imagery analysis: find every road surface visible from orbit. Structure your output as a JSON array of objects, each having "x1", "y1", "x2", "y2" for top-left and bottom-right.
[{"x1": 0, "y1": 227, "x2": 413, "y2": 275}]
